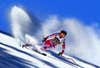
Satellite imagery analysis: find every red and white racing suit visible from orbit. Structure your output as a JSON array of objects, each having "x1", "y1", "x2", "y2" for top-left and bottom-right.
[{"x1": 42, "y1": 33, "x2": 66, "y2": 54}]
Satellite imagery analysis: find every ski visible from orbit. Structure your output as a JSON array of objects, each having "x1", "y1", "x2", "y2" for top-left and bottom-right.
[
  {"x1": 61, "y1": 55, "x2": 84, "y2": 68},
  {"x1": 33, "y1": 49, "x2": 47, "y2": 56}
]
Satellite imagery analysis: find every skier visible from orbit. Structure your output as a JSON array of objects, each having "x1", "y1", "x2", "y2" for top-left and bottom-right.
[{"x1": 41, "y1": 30, "x2": 67, "y2": 56}]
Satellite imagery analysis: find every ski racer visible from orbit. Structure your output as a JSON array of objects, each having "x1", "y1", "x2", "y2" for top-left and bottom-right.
[{"x1": 41, "y1": 30, "x2": 67, "y2": 56}]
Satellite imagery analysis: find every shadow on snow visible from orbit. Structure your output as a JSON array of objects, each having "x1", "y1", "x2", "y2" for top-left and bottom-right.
[
  {"x1": 0, "y1": 42, "x2": 58, "y2": 68},
  {"x1": 0, "y1": 47, "x2": 38, "y2": 68}
]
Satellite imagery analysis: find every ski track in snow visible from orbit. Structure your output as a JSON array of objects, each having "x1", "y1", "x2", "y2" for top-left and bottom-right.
[{"x1": 0, "y1": 33, "x2": 99, "y2": 68}]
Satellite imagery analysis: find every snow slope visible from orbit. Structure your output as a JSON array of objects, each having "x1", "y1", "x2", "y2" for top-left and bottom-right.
[{"x1": 0, "y1": 33, "x2": 99, "y2": 68}]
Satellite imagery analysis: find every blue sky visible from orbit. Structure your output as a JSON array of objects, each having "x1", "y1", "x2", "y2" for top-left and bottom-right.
[{"x1": 0, "y1": 0, "x2": 100, "y2": 33}]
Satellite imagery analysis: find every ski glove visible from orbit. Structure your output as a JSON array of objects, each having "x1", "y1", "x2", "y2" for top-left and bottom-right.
[
  {"x1": 58, "y1": 52, "x2": 62, "y2": 56},
  {"x1": 58, "y1": 49, "x2": 65, "y2": 56},
  {"x1": 42, "y1": 37, "x2": 47, "y2": 42}
]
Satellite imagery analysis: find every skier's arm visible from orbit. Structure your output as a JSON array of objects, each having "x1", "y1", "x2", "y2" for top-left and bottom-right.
[
  {"x1": 42, "y1": 33, "x2": 57, "y2": 42},
  {"x1": 61, "y1": 42, "x2": 65, "y2": 54},
  {"x1": 58, "y1": 40, "x2": 66, "y2": 56}
]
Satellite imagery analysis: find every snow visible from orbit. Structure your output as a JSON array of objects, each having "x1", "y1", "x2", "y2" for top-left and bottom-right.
[{"x1": 0, "y1": 33, "x2": 99, "y2": 68}]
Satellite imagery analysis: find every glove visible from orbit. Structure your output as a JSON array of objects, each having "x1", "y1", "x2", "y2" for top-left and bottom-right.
[
  {"x1": 57, "y1": 52, "x2": 62, "y2": 56},
  {"x1": 42, "y1": 37, "x2": 47, "y2": 42},
  {"x1": 58, "y1": 49, "x2": 64, "y2": 56}
]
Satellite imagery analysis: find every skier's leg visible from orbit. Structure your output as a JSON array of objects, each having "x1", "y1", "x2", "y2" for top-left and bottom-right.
[{"x1": 41, "y1": 40, "x2": 52, "y2": 50}]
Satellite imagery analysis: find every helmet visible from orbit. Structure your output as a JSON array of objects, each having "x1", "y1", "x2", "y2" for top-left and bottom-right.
[{"x1": 60, "y1": 30, "x2": 67, "y2": 35}]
